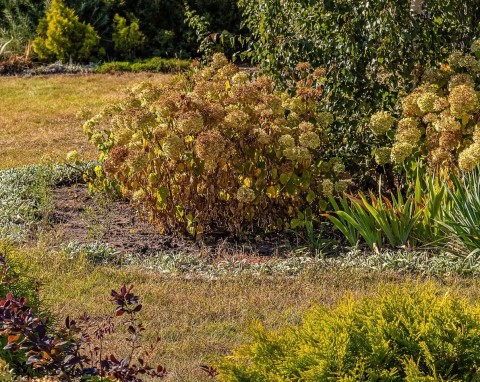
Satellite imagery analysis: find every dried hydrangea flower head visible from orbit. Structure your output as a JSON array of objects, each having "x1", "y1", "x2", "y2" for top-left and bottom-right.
[
  {"x1": 448, "y1": 85, "x2": 478, "y2": 119},
  {"x1": 370, "y1": 111, "x2": 395, "y2": 135},
  {"x1": 316, "y1": 111, "x2": 334, "y2": 128},
  {"x1": 471, "y1": 39, "x2": 480, "y2": 56},
  {"x1": 459, "y1": 143, "x2": 480, "y2": 171},
  {"x1": 236, "y1": 186, "x2": 256, "y2": 203},
  {"x1": 322, "y1": 179, "x2": 334, "y2": 196},
  {"x1": 162, "y1": 134, "x2": 184, "y2": 160},
  {"x1": 194, "y1": 130, "x2": 230, "y2": 170},
  {"x1": 435, "y1": 115, "x2": 461, "y2": 132},
  {"x1": 375, "y1": 147, "x2": 391, "y2": 165},
  {"x1": 448, "y1": 74, "x2": 475, "y2": 91},
  {"x1": 299, "y1": 131, "x2": 321, "y2": 149},
  {"x1": 417, "y1": 92, "x2": 439, "y2": 113},
  {"x1": 391, "y1": 142, "x2": 413, "y2": 163}
]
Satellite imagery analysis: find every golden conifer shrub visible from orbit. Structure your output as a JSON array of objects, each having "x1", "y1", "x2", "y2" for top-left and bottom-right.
[
  {"x1": 84, "y1": 55, "x2": 344, "y2": 236},
  {"x1": 374, "y1": 40, "x2": 480, "y2": 171}
]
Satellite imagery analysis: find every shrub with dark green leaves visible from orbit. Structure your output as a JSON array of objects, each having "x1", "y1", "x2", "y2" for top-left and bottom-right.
[
  {"x1": 218, "y1": 282, "x2": 480, "y2": 381},
  {"x1": 238, "y1": 0, "x2": 480, "y2": 186}
]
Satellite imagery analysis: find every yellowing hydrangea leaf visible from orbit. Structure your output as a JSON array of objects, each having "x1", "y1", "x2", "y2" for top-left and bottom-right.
[
  {"x1": 148, "y1": 173, "x2": 158, "y2": 184},
  {"x1": 225, "y1": 80, "x2": 231, "y2": 91},
  {"x1": 176, "y1": 205, "x2": 185, "y2": 217},
  {"x1": 266, "y1": 186, "x2": 277, "y2": 198},
  {"x1": 462, "y1": 115, "x2": 470, "y2": 126},
  {"x1": 157, "y1": 187, "x2": 169, "y2": 202},
  {"x1": 243, "y1": 177, "x2": 252, "y2": 187},
  {"x1": 187, "y1": 225, "x2": 195, "y2": 236},
  {"x1": 94, "y1": 165, "x2": 103, "y2": 177}
]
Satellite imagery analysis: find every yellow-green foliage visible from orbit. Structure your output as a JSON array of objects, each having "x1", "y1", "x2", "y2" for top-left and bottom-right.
[
  {"x1": 372, "y1": 39, "x2": 480, "y2": 171},
  {"x1": 112, "y1": 14, "x2": 145, "y2": 60},
  {"x1": 84, "y1": 55, "x2": 345, "y2": 235},
  {"x1": 218, "y1": 282, "x2": 480, "y2": 381},
  {"x1": 32, "y1": 0, "x2": 100, "y2": 63}
]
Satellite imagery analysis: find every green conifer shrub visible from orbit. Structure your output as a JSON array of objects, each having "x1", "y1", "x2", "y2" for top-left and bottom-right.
[
  {"x1": 218, "y1": 282, "x2": 480, "y2": 381},
  {"x1": 112, "y1": 13, "x2": 145, "y2": 60},
  {"x1": 32, "y1": 0, "x2": 100, "y2": 63}
]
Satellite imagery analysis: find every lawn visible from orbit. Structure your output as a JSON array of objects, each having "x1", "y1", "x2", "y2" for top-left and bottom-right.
[{"x1": 0, "y1": 73, "x2": 170, "y2": 169}]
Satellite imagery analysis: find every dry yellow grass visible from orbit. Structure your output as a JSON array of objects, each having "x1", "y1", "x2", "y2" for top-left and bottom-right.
[
  {"x1": 0, "y1": 73, "x2": 170, "y2": 169},
  {"x1": 7, "y1": 246, "x2": 480, "y2": 381}
]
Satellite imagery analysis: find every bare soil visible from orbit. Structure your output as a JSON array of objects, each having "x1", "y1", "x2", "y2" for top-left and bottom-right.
[
  {"x1": 47, "y1": 184, "x2": 294, "y2": 258},
  {"x1": 49, "y1": 185, "x2": 187, "y2": 255}
]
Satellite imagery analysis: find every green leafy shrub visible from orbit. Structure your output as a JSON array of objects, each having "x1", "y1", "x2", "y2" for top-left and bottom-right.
[
  {"x1": 32, "y1": 0, "x2": 100, "y2": 63},
  {"x1": 94, "y1": 57, "x2": 191, "y2": 74},
  {"x1": 376, "y1": 40, "x2": 480, "y2": 171},
  {"x1": 95, "y1": 60, "x2": 133, "y2": 73},
  {"x1": 112, "y1": 13, "x2": 145, "y2": 60},
  {"x1": 84, "y1": 55, "x2": 346, "y2": 236},
  {"x1": 218, "y1": 282, "x2": 480, "y2": 381}
]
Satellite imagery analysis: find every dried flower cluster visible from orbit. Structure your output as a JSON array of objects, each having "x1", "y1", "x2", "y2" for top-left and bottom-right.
[
  {"x1": 374, "y1": 40, "x2": 480, "y2": 171},
  {"x1": 84, "y1": 55, "x2": 346, "y2": 235}
]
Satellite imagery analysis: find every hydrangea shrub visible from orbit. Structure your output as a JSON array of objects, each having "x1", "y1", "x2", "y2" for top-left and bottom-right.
[
  {"x1": 370, "y1": 40, "x2": 480, "y2": 171},
  {"x1": 84, "y1": 55, "x2": 346, "y2": 235}
]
